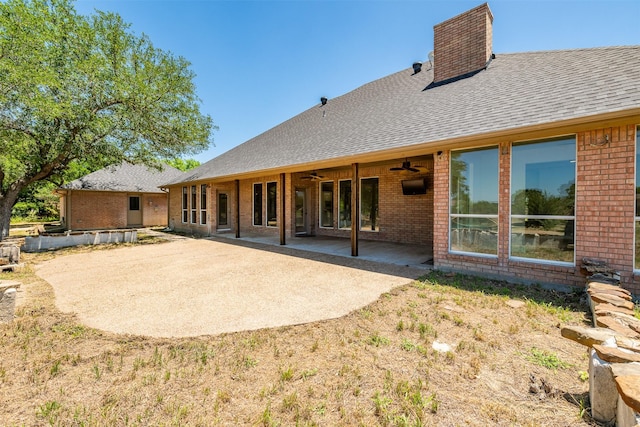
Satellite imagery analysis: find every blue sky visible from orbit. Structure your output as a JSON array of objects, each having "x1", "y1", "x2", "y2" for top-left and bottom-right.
[{"x1": 73, "y1": 0, "x2": 640, "y2": 163}]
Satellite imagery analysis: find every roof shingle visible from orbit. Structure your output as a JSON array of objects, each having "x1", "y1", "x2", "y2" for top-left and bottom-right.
[{"x1": 174, "y1": 46, "x2": 640, "y2": 184}]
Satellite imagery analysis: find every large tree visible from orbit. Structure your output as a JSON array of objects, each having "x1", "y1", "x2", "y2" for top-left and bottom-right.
[{"x1": 0, "y1": 0, "x2": 214, "y2": 240}]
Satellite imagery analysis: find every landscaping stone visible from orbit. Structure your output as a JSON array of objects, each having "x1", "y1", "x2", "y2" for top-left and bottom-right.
[
  {"x1": 0, "y1": 287, "x2": 17, "y2": 323},
  {"x1": 589, "y1": 348, "x2": 618, "y2": 425},
  {"x1": 593, "y1": 345, "x2": 640, "y2": 364},
  {"x1": 588, "y1": 281, "x2": 632, "y2": 296},
  {"x1": 615, "y1": 376, "x2": 640, "y2": 411},
  {"x1": 561, "y1": 325, "x2": 615, "y2": 347},
  {"x1": 596, "y1": 303, "x2": 637, "y2": 317},
  {"x1": 589, "y1": 287, "x2": 633, "y2": 301},
  {"x1": 617, "y1": 337, "x2": 640, "y2": 354},
  {"x1": 590, "y1": 293, "x2": 635, "y2": 311},
  {"x1": 596, "y1": 316, "x2": 640, "y2": 339},
  {"x1": 615, "y1": 393, "x2": 639, "y2": 427},
  {"x1": 506, "y1": 299, "x2": 526, "y2": 309},
  {"x1": 611, "y1": 363, "x2": 640, "y2": 378}
]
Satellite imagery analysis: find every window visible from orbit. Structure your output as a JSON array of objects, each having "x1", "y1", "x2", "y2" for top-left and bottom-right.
[
  {"x1": 511, "y1": 136, "x2": 576, "y2": 263},
  {"x1": 182, "y1": 187, "x2": 188, "y2": 223},
  {"x1": 253, "y1": 183, "x2": 263, "y2": 226},
  {"x1": 339, "y1": 180, "x2": 351, "y2": 229},
  {"x1": 129, "y1": 196, "x2": 140, "y2": 211},
  {"x1": 360, "y1": 177, "x2": 379, "y2": 231},
  {"x1": 266, "y1": 182, "x2": 277, "y2": 227},
  {"x1": 190, "y1": 185, "x2": 197, "y2": 224},
  {"x1": 450, "y1": 147, "x2": 499, "y2": 255},
  {"x1": 200, "y1": 184, "x2": 207, "y2": 225},
  {"x1": 635, "y1": 128, "x2": 640, "y2": 269},
  {"x1": 218, "y1": 193, "x2": 228, "y2": 227},
  {"x1": 320, "y1": 181, "x2": 334, "y2": 228}
]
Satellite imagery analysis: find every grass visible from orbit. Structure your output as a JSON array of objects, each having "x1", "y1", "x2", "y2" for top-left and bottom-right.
[{"x1": 0, "y1": 238, "x2": 596, "y2": 426}]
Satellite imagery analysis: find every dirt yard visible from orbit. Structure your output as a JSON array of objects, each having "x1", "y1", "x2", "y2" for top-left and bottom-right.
[{"x1": 0, "y1": 235, "x2": 599, "y2": 426}]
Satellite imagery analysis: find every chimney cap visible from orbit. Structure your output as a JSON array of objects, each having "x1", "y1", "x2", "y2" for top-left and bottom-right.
[{"x1": 412, "y1": 62, "x2": 422, "y2": 74}]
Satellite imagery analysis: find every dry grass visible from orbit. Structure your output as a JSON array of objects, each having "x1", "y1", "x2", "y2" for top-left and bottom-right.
[{"x1": 0, "y1": 238, "x2": 598, "y2": 426}]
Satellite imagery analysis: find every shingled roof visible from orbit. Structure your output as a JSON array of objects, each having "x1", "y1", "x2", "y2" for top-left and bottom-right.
[
  {"x1": 63, "y1": 162, "x2": 183, "y2": 193},
  {"x1": 174, "y1": 46, "x2": 640, "y2": 184}
]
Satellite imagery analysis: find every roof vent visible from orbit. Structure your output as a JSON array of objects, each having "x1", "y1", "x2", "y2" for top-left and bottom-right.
[
  {"x1": 412, "y1": 62, "x2": 422, "y2": 74},
  {"x1": 320, "y1": 97, "x2": 328, "y2": 106}
]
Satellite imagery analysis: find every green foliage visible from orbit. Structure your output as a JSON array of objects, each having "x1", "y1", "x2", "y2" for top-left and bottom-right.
[
  {"x1": 526, "y1": 347, "x2": 571, "y2": 370},
  {"x1": 0, "y1": 0, "x2": 215, "y2": 237},
  {"x1": 166, "y1": 158, "x2": 201, "y2": 171}
]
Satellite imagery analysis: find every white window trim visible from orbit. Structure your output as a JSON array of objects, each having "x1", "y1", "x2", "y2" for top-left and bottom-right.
[
  {"x1": 190, "y1": 185, "x2": 197, "y2": 224},
  {"x1": 448, "y1": 146, "x2": 500, "y2": 257},
  {"x1": 508, "y1": 136, "x2": 577, "y2": 266},
  {"x1": 200, "y1": 184, "x2": 207, "y2": 226}
]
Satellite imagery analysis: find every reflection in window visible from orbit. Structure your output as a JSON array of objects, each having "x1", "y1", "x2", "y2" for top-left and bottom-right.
[
  {"x1": 267, "y1": 182, "x2": 277, "y2": 227},
  {"x1": 182, "y1": 187, "x2": 188, "y2": 223},
  {"x1": 360, "y1": 178, "x2": 379, "y2": 232},
  {"x1": 200, "y1": 184, "x2": 207, "y2": 225},
  {"x1": 320, "y1": 182, "x2": 334, "y2": 228},
  {"x1": 253, "y1": 183, "x2": 263, "y2": 226},
  {"x1": 450, "y1": 147, "x2": 498, "y2": 255},
  {"x1": 339, "y1": 180, "x2": 351, "y2": 229},
  {"x1": 511, "y1": 136, "x2": 575, "y2": 263},
  {"x1": 218, "y1": 193, "x2": 228, "y2": 227},
  {"x1": 191, "y1": 185, "x2": 197, "y2": 224}
]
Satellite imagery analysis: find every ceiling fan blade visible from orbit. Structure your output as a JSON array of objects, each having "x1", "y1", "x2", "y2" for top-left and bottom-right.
[
  {"x1": 408, "y1": 167, "x2": 420, "y2": 173},
  {"x1": 390, "y1": 167, "x2": 404, "y2": 171}
]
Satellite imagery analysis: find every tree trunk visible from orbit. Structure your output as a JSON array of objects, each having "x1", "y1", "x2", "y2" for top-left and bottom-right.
[{"x1": 0, "y1": 190, "x2": 20, "y2": 242}]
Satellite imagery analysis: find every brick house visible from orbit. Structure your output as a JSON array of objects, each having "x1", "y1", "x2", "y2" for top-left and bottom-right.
[
  {"x1": 57, "y1": 162, "x2": 183, "y2": 230},
  {"x1": 164, "y1": 3, "x2": 640, "y2": 293}
]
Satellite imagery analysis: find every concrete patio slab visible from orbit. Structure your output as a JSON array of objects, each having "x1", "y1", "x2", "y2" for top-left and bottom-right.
[{"x1": 35, "y1": 238, "x2": 428, "y2": 338}]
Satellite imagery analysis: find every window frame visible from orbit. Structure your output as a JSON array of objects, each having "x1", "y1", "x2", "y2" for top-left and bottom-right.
[
  {"x1": 449, "y1": 146, "x2": 499, "y2": 257},
  {"x1": 266, "y1": 181, "x2": 278, "y2": 227},
  {"x1": 200, "y1": 184, "x2": 207, "y2": 225},
  {"x1": 182, "y1": 186, "x2": 188, "y2": 223},
  {"x1": 509, "y1": 135, "x2": 576, "y2": 266},
  {"x1": 338, "y1": 179, "x2": 352, "y2": 230},
  {"x1": 319, "y1": 181, "x2": 334, "y2": 229},
  {"x1": 359, "y1": 176, "x2": 379, "y2": 232},
  {"x1": 253, "y1": 182, "x2": 263, "y2": 226},
  {"x1": 190, "y1": 185, "x2": 197, "y2": 224}
]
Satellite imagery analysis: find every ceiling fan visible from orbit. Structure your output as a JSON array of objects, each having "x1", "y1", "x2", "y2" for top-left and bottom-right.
[
  {"x1": 390, "y1": 160, "x2": 426, "y2": 173},
  {"x1": 301, "y1": 172, "x2": 326, "y2": 180}
]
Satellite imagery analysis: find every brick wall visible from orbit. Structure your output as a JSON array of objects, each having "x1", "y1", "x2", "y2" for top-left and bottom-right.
[
  {"x1": 141, "y1": 194, "x2": 169, "y2": 227},
  {"x1": 434, "y1": 125, "x2": 640, "y2": 294},
  {"x1": 433, "y1": 3, "x2": 493, "y2": 84},
  {"x1": 67, "y1": 191, "x2": 170, "y2": 230},
  {"x1": 68, "y1": 191, "x2": 127, "y2": 230}
]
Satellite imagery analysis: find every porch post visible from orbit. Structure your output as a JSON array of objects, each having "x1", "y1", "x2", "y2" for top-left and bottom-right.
[
  {"x1": 351, "y1": 163, "x2": 359, "y2": 257},
  {"x1": 280, "y1": 173, "x2": 286, "y2": 245},
  {"x1": 235, "y1": 179, "x2": 240, "y2": 238}
]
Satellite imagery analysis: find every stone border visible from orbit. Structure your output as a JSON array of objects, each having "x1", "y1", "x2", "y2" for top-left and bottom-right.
[{"x1": 561, "y1": 279, "x2": 640, "y2": 427}]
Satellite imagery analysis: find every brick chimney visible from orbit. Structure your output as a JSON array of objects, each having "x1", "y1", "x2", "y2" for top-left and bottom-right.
[{"x1": 433, "y1": 3, "x2": 493, "y2": 85}]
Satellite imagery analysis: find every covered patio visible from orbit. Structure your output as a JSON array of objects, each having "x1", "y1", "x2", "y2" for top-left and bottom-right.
[{"x1": 213, "y1": 233, "x2": 433, "y2": 270}]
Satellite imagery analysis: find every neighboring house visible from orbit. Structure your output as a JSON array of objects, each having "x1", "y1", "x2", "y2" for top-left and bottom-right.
[
  {"x1": 164, "y1": 3, "x2": 640, "y2": 293},
  {"x1": 57, "y1": 162, "x2": 183, "y2": 230}
]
